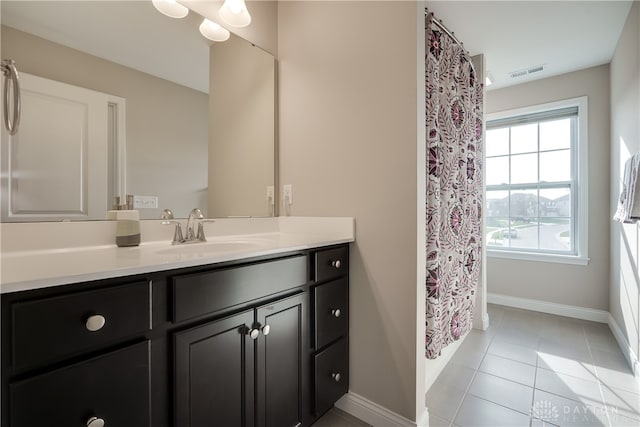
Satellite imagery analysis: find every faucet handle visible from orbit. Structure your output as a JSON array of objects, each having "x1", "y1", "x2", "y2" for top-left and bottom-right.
[
  {"x1": 160, "y1": 209, "x2": 174, "y2": 220},
  {"x1": 162, "y1": 220, "x2": 184, "y2": 245},
  {"x1": 196, "y1": 220, "x2": 216, "y2": 242},
  {"x1": 189, "y1": 208, "x2": 204, "y2": 220}
]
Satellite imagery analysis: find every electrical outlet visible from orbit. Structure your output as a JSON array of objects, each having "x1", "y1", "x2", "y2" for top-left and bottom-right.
[
  {"x1": 283, "y1": 184, "x2": 293, "y2": 205},
  {"x1": 266, "y1": 186, "x2": 274, "y2": 204},
  {"x1": 133, "y1": 195, "x2": 158, "y2": 209}
]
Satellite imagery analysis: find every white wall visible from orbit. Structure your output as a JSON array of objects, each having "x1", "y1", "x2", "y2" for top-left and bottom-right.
[
  {"x1": 610, "y1": 0, "x2": 640, "y2": 371},
  {"x1": 486, "y1": 65, "x2": 611, "y2": 311},
  {"x1": 278, "y1": 1, "x2": 426, "y2": 422}
]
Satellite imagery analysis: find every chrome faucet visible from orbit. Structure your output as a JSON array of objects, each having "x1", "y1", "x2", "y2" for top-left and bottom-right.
[
  {"x1": 162, "y1": 208, "x2": 215, "y2": 245},
  {"x1": 161, "y1": 209, "x2": 184, "y2": 245},
  {"x1": 186, "y1": 208, "x2": 204, "y2": 241}
]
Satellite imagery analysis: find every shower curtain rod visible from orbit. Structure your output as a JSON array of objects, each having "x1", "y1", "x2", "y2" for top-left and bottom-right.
[{"x1": 425, "y1": 10, "x2": 467, "y2": 54}]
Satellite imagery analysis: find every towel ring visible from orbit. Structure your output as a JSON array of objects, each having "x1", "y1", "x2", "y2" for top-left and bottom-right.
[{"x1": 2, "y1": 59, "x2": 21, "y2": 136}]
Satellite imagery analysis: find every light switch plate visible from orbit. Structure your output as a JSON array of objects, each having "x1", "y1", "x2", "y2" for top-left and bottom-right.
[
  {"x1": 283, "y1": 184, "x2": 293, "y2": 205},
  {"x1": 133, "y1": 195, "x2": 158, "y2": 209},
  {"x1": 266, "y1": 186, "x2": 275, "y2": 204}
]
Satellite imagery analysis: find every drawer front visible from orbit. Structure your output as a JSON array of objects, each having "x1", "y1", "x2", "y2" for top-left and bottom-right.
[
  {"x1": 315, "y1": 246, "x2": 348, "y2": 283},
  {"x1": 314, "y1": 338, "x2": 348, "y2": 416},
  {"x1": 314, "y1": 277, "x2": 348, "y2": 350},
  {"x1": 11, "y1": 280, "x2": 151, "y2": 370},
  {"x1": 173, "y1": 255, "x2": 307, "y2": 323},
  {"x1": 10, "y1": 341, "x2": 151, "y2": 427}
]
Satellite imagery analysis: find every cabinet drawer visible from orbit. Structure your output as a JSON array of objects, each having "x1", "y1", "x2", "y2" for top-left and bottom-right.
[
  {"x1": 173, "y1": 255, "x2": 307, "y2": 323},
  {"x1": 314, "y1": 338, "x2": 348, "y2": 416},
  {"x1": 10, "y1": 341, "x2": 151, "y2": 427},
  {"x1": 11, "y1": 280, "x2": 151, "y2": 370},
  {"x1": 314, "y1": 277, "x2": 348, "y2": 349},
  {"x1": 315, "y1": 246, "x2": 348, "y2": 283}
]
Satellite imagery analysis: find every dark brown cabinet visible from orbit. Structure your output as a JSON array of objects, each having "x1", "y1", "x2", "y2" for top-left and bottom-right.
[
  {"x1": 174, "y1": 309, "x2": 255, "y2": 426},
  {"x1": 10, "y1": 341, "x2": 151, "y2": 427},
  {"x1": 256, "y1": 293, "x2": 308, "y2": 427},
  {"x1": 1, "y1": 244, "x2": 349, "y2": 427},
  {"x1": 174, "y1": 293, "x2": 308, "y2": 427},
  {"x1": 2, "y1": 279, "x2": 152, "y2": 427},
  {"x1": 311, "y1": 247, "x2": 349, "y2": 420}
]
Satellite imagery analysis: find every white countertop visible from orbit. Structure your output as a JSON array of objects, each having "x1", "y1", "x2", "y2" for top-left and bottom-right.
[{"x1": 0, "y1": 217, "x2": 354, "y2": 294}]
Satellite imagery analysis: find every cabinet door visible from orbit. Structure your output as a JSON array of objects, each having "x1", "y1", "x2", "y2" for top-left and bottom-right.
[
  {"x1": 10, "y1": 341, "x2": 150, "y2": 427},
  {"x1": 174, "y1": 310, "x2": 255, "y2": 427},
  {"x1": 256, "y1": 293, "x2": 308, "y2": 427}
]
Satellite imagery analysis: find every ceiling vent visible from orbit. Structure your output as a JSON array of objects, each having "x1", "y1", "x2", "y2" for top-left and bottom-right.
[{"x1": 510, "y1": 64, "x2": 546, "y2": 79}]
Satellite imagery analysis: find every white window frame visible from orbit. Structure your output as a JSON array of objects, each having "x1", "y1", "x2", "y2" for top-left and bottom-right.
[{"x1": 486, "y1": 96, "x2": 589, "y2": 266}]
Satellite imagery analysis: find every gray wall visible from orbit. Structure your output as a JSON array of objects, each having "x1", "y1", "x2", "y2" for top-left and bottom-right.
[
  {"x1": 209, "y1": 35, "x2": 275, "y2": 217},
  {"x1": 1, "y1": 26, "x2": 209, "y2": 219},
  {"x1": 278, "y1": 1, "x2": 425, "y2": 421},
  {"x1": 610, "y1": 0, "x2": 640, "y2": 369},
  {"x1": 486, "y1": 65, "x2": 611, "y2": 311}
]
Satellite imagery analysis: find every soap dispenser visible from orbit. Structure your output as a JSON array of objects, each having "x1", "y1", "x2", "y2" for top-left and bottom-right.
[{"x1": 107, "y1": 195, "x2": 141, "y2": 247}]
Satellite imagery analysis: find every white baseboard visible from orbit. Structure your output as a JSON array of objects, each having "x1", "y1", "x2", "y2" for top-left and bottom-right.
[
  {"x1": 487, "y1": 293, "x2": 609, "y2": 323},
  {"x1": 335, "y1": 392, "x2": 428, "y2": 427},
  {"x1": 608, "y1": 314, "x2": 640, "y2": 378}
]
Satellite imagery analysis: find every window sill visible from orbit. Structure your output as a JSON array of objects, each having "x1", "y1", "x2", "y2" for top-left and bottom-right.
[{"x1": 487, "y1": 249, "x2": 590, "y2": 266}]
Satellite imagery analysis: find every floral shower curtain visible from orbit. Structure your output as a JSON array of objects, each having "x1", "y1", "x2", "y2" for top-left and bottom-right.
[{"x1": 425, "y1": 14, "x2": 484, "y2": 359}]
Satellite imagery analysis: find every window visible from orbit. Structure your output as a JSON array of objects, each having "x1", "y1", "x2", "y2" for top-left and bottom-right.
[{"x1": 485, "y1": 97, "x2": 588, "y2": 265}]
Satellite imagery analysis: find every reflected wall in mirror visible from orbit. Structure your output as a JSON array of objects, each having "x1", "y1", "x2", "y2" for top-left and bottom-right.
[{"x1": 0, "y1": 0, "x2": 276, "y2": 221}]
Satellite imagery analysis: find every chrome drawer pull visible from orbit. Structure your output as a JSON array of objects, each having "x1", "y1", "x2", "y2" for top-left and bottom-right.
[
  {"x1": 249, "y1": 328, "x2": 260, "y2": 340},
  {"x1": 332, "y1": 372, "x2": 341, "y2": 382},
  {"x1": 261, "y1": 324, "x2": 271, "y2": 336},
  {"x1": 331, "y1": 260, "x2": 342, "y2": 269},
  {"x1": 85, "y1": 315, "x2": 106, "y2": 332},
  {"x1": 86, "y1": 416, "x2": 105, "y2": 427},
  {"x1": 331, "y1": 308, "x2": 341, "y2": 318}
]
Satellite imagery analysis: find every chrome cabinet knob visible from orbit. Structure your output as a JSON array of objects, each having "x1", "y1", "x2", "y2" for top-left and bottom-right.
[
  {"x1": 261, "y1": 324, "x2": 271, "y2": 336},
  {"x1": 249, "y1": 329, "x2": 260, "y2": 340},
  {"x1": 86, "y1": 417, "x2": 105, "y2": 427},
  {"x1": 332, "y1": 372, "x2": 341, "y2": 382},
  {"x1": 331, "y1": 309, "x2": 341, "y2": 318},
  {"x1": 331, "y1": 260, "x2": 342, "y2": 269},
  {"x1": 85, "y1": 315, "x2": 106, "y2": 332}
]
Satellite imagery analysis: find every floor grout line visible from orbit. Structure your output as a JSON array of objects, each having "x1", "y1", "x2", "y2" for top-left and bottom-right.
[
  {"x1": 583, "y1": 321, "x2": 614, "y2": 427},
  {"x1": 442, "y1": 305, "x2": 640, "y2": 427}
]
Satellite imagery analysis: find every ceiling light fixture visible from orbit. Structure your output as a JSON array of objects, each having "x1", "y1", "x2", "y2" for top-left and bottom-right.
[
  {"x1": 152, "y1": 0, "x2": 189, "y2": 19},
  {"x1": 218, "y1": 0, "x2": 252, "y2": 28},
  {"x1": 199, "y1": 19, "x2": 231, "y2": 42}
]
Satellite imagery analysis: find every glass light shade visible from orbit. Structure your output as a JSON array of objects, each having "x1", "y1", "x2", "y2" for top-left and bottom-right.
[
  {"x1": 218, "y1": 0, "x2": 251, "y2": 27},
  {"x1": 199, "y1": 19, "x2": 230, "y2": 42},
  {"x1": 152, "y1": 0, "x2": 189, "y2": 19}
]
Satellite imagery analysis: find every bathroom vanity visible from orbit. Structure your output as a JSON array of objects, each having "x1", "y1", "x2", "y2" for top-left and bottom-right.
[{"x1": 0, "y1": 218, "x2": 352, "y2": 427}]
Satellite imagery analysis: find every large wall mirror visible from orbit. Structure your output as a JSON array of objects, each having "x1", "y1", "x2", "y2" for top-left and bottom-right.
[{"x1": 0, "y1": 0, "x2": 275, "y2": 221}]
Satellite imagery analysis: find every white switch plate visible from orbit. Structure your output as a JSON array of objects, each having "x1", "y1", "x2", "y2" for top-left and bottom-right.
[
  {"x1": 283, "y1": 184, "x2": 293, "y2": 205},
  {"x1": 266, "y1": 186, "x2": 274, "y2": 204},
  {"x1": 133, "y1": 195, "x2": 158, "y2": 209}
]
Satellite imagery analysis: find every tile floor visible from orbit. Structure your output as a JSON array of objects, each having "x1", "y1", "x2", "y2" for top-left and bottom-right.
[
  {"x1": 313, "y1": 407, "x2": 372, "y2": 427},
  {"x1": 427, "y1": 304, "x2": 640, "y2": 427}
]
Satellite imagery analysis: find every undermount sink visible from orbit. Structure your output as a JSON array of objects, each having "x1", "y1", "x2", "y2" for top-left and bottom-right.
[{"x1": 156, "y1": 240, "x2": 265, "y2": 255}]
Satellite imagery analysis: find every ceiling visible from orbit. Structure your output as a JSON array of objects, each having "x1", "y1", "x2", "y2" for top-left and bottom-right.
[
  {"x1": 427, "y1": 0, "x2": 634, "y2": 90},
  {"x1": 2, "y1": 1, "x2": 634, "y2": 93},
  {"x1": 1, "y1": 1, "x2": 212, "y2": 93}
]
